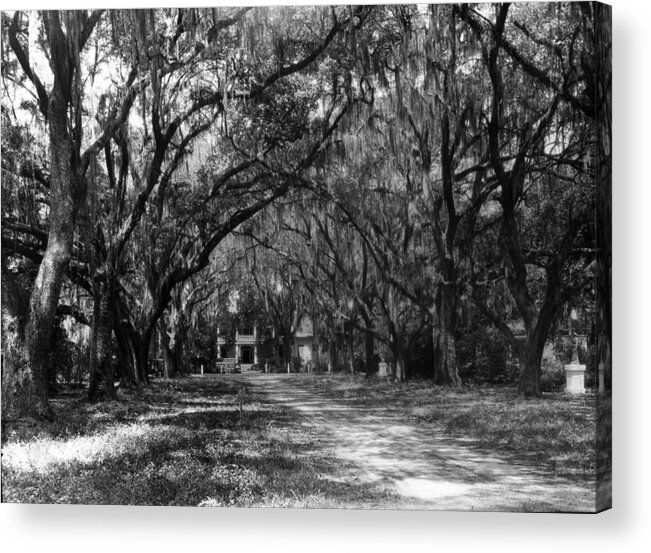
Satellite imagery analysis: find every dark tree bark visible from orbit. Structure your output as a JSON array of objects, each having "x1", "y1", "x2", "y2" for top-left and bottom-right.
[
  {"x1": 329, "y1": 342, "x2": 338, "y2": 372},
  {"x1": 160, "y1": 308, "x2": 188, "y2": 378},
  {"x1": 458, "y1": 3, "x2": 606, "y2": 397},
  {"x1": 136, "y1": 325, "x2": 154, "y2": 384},
  {"x1": 362, "y1": 313, "x2": 376, "y2": 376},
  {"x1": 8, "y1": 15, "x2": 74, "y2": 417},
  {"x1": 24, "y1": 94, "x2": 78, "y2": 414},
  {"x1": 112, "y1": 295, "x2": 141, "y2": 386},
  {"x1": 482, "y1": 5, "x2": 565, "y2": 397},
  {"x1": 113, "y1": 317, "x2": 136, "y2": 387},
  {"x1": 516, "y1": 308, "x2": 556, "y2": 397},
  {"x1": 393, "y1": 333, "x2": 407, "y2": 383},
  {"x1": 432, "y1": 257, "x2": 461, "y2": 386},
  {"x1": 88, "y1": 274, "x2": 118, "y2": 401},
  {"x1": 385, "y1": 287, "x2": 407, "y2": 382},
  {"x1": 427, "y1": 16, "x2": 463, "y2": 388},
  {"x1": 344, "y1": 321, "x2": 356, "y2": 373},
  {"x1": 3, "y1": 11, "x2": 103, "y2": 417},
  {"x1": 282, "y1": 332, "x2": 293, "y2": 369}
]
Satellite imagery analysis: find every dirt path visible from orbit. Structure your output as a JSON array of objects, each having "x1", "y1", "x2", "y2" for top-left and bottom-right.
[{"x1": 243, "y1": 373, "x2": 596, "y2": 512}]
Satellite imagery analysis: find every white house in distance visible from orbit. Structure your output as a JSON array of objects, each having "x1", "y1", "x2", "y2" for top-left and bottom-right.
[
  {"x1": 216, "y1": 325, "x2": 260, "y2": 365},
  {"x1": 216, "y1": 316, "x2": 314, "y2": 369},
  {"x1": 293, "y1": 316, "x2": 314, "y2": 366}
]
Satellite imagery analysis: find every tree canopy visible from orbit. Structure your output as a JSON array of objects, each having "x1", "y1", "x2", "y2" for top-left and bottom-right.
[{"x1": 1, "y1": 4, "x2": 610, "y2": 418}]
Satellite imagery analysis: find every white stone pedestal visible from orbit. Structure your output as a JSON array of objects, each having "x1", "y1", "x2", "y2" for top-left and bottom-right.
[
  {"x1": 378, "y1": 362, "x2": 390, "y2": 377},
  {"x1": 565, "y1": 363, "x2": 586, "y2": 394}
]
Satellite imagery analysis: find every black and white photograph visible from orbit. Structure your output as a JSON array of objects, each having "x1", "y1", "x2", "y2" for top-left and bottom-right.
[{"x1": 0, "y1": 0, "x2": 617, "y2": 529}]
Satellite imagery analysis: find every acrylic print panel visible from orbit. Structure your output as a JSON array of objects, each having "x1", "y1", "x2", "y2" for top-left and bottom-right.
[{"x1": 1, "y1": 2, "x2": 611, "y2": 512}]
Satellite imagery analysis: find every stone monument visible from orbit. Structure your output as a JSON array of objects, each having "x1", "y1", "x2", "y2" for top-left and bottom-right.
[{"x1": 564, "y1": 344, "x2": 586, "y2": 394}]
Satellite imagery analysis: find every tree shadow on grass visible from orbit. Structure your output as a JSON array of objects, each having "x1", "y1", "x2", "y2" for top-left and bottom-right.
[
  {"x1": 2, "y1": 381, "x2": 407, "y2": 508},
  {"x1": 5, "y1": 373, "x2": 594, "y2": 510}
]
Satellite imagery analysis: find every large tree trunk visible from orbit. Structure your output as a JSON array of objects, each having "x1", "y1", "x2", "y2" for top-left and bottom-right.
[
  {"x1": 346, "y1": 323, "x2": 355, "y2": 373},
  {"x1": 113, "y1": 298, "x2": 139, "y2": 386},
  {"x1": 432, "y1": 258, "x2": 461, "y2": 386},
  {"x1": 311, "y1": 320, "x2": 322, "y2": 369},
  {"x1": 432, "y1": 324, "x2": 459, "y2": 386},
  {"x1": 518, "y1": 308, "x2": 556, "y2": 397},
  {"x1": 360, "y1": 311, "x2": 375, "y2": 376},
  {"x1": 282, "y1": 332, "x2": 293, "y2": 369},
  {"x1": 114, "y1": 321, "x2": 136, "y2": 387},
  {"x1": 518, "y1": 344, "x2": 543, "y2": 398},
  {"x1": 88, "y1": 275, "x2": 118, "y2": 401},
  {"x1": 329, "y1": 341, "x2": 338, "y2": 372},
  {"x1": 160, "y1": 319, "x2": 184, "y2": 378},
  {"x1": 386, "y1": 287, "x2": 407, "y2": 382},
  {"x1": 364, "y1": 326, "x2": 376, "y2": 376},
  {"x1": 518, "y1": 333, "x2": 545, "y2": 397},
  {"x1": 18, "y1": 89, "x2": 78, "y2": 417},
  {"x1": 3, "y1": 12, "x2": 101, "y2": 418}
]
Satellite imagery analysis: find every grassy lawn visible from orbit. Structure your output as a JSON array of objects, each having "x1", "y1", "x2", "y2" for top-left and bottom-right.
[
  {"x1": 1, "y1": 373, "x2": 609, "y2": 507},
  {"x1": 289, "y1": 373, "x2": 608, "y2": 479},
  {"x1": 1, "y1": 376, "x2": 404, "y2": 507}
]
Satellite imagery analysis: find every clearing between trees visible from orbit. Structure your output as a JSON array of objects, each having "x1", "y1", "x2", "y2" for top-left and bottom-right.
[{"x1": 1, "y1": 373, "x2": 602, "y2": 511}]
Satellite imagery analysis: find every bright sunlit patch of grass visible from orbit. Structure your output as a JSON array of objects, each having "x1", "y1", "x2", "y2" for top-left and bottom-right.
[{"x1": 1, "y1": 423, "x2": 191, "y2": 474}]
